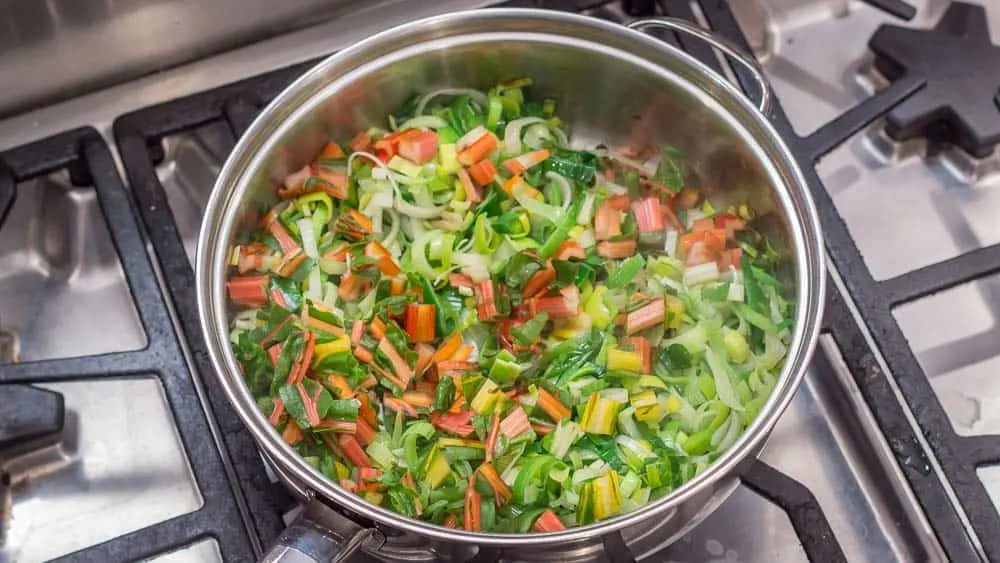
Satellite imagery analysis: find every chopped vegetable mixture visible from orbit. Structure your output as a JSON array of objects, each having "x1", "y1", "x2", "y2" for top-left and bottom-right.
[{"x1": 227, "y1": 78, "x2": 793, "y2": 532}]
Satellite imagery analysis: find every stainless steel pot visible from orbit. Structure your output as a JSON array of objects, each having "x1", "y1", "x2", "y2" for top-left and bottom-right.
[{"x1": 196, "y1": 9, "x2": 825, "y2": 562}]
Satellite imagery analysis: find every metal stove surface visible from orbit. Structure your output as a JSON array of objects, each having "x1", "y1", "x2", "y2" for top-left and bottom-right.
[
  {"x1": 733, "y1": 0, "x2": 1000, "y2": 514},
  {"x1": 0, "y1": 0, "x2": 983, "y2": 561}
]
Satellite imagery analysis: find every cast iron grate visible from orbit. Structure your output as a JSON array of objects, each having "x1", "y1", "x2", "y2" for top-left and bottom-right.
[
  {"x1": 689, "y1": 0, "x2": 997, "y2": 559},
  {"x1": 0, "y1": 129, "x2": 260, "y2": 561},
  {"x1": 869, "y1": 1, "x2": 1000, "y2": 157},
  {"x1": 111, "y1": 1, "x2": 860, "y2": 561}
]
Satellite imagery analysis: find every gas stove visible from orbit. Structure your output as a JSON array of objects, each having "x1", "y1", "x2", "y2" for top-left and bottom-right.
[{"x1": 0, "y1": 0, "x2": 996, "y2": 561}]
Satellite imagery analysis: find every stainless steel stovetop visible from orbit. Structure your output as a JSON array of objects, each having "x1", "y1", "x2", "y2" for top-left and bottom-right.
[{"x1": 1, "y1": 0, "x2": 997, "y2": 561}]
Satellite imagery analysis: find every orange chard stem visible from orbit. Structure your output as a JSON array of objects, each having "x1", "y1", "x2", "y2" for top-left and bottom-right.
[{"x1": 537, "y1": 388, "x2": 571, "y2": 422}]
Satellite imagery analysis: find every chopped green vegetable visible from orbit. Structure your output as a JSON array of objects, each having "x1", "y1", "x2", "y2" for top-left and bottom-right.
[{"x1": 226, "y1": 78, "x2": 792, "y2": 533}]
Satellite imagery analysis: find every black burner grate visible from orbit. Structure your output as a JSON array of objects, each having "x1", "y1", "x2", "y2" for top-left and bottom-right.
[
  {"x1": 693, "y1": 0, "x2": 997, "y2": 559},
  {"x1": 869, "y1": 2, "x2": 1000, "y2": 157},
  {"x1": 0, "y1": 129, "x2": 261, "y2": 561}
]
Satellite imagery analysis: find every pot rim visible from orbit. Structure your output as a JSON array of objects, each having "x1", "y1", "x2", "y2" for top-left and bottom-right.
[{"x1": 196, "y1": 7, "x2": 825, "y2": 546}]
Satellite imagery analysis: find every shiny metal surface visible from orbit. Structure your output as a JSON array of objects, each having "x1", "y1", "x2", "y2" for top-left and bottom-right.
[
  {"x1": 197, "y1": 7, "x2": 825, "y2": 553},
  {"x1": 734, "y1": 0, "x2": 1000, "y2": 280},
  {"x1": 150, "y1": 539, "x2": 223, "y2": 563},
  {"x1": 0, "y1": 170, "x2": 146, "y2": 362},
  {"x1": 730, "y1": 0, "x2": 1000, "y2": 522},
  {"x1": 0, "y1": 0, "x2": 496, "y2": 152},
  {"x1": 0, "y1": 0, "x2": 413, "y2": 119},
  {"x1": 627, "y1": 18, "x2": 773, "y2": 114},
  {"x1": 2, "y1": 378, "x2": 202, "y2": 562}
]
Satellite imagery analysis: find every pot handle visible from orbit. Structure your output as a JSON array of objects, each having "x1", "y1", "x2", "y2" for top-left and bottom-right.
[
  {"x1": 260, "y1": 500, "x2": 385, "y2": 563},
  {"x1": 627, "y1": 18, "x2": 773, "y2": 115}
]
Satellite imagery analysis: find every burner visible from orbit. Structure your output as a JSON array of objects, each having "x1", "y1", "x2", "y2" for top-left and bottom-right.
[{"x1": 868, "y1": 2, "x2": 1000, "y2": 157}]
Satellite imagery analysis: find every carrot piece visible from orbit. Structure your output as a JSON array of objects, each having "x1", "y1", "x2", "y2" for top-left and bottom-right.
[
  {"x1": 532, "y1": 509, "x2": 566, "y2": 532},
  {"x1": 499, "y1": 407, "x2": 530, "y2": 439},
  {"x1": 485, "y1": 412, "x2": 501, "y2": 462},
  {"x1": 554, "y1": 241, "x2": 586, "y2": 260},
  {"x1": 522, "y1": 266, "x2": 556, "y2": 299},
  {"x1": 227, "y1": 275, "x2": 269, "y2": 307},
  {"x1": 365, "y1": 241, "x2": 401, "y2": 276},
  {"x1": 464, "y1": 476, "x2": 482, "y2": 531},
  {"x1": 434, "y1": 332, "x2": 464, "y2": 363},
  {"x1": 326, "y1": 374, "x2": 356, "y2": 399},
  {"x1": 282, "y1": 421, "x2": 303, "y2": 445},
  {"x1": 404, "y1": 304, "x2": 437, "y2": 343},
  {"x1": 594, "y1": 202, "x2": 622, "y2": 241},
  {"x1": 596, "y1": 239, "x2": 637, "y2": 259},
  {"x1": 477, "y1": 462, "x2": 513, "y2": 504},
  {"x1": 442, "y1": 514, "x2": 459, "y2": 529},
  {"x1": 626, "y1": 298, "x2": 665, "y2": 335},
  {"x1": 340, "y1": 479, "x2": 359, "y2": 492},
  {"x1": 397, "y1": 130, "x2": 439, "y2": 165},
  {"x1": 537, "y1": 388, "x2": 571, "y2": 422},
  {"x1": 467, "y1": 160, "x2": 498, "y2": 187},
  {"x1": 353, "y1": 346, "x2": 374, "y2": 364},
  {"x1": 338, "y1": 434, "x2": 371, "y2": 468},
  {"x1": 606, "y1": 194, "x2": 630, "y2": 212},
  {"x1": 458, "y1": 132, "x2": 498, "y2": 166}
]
